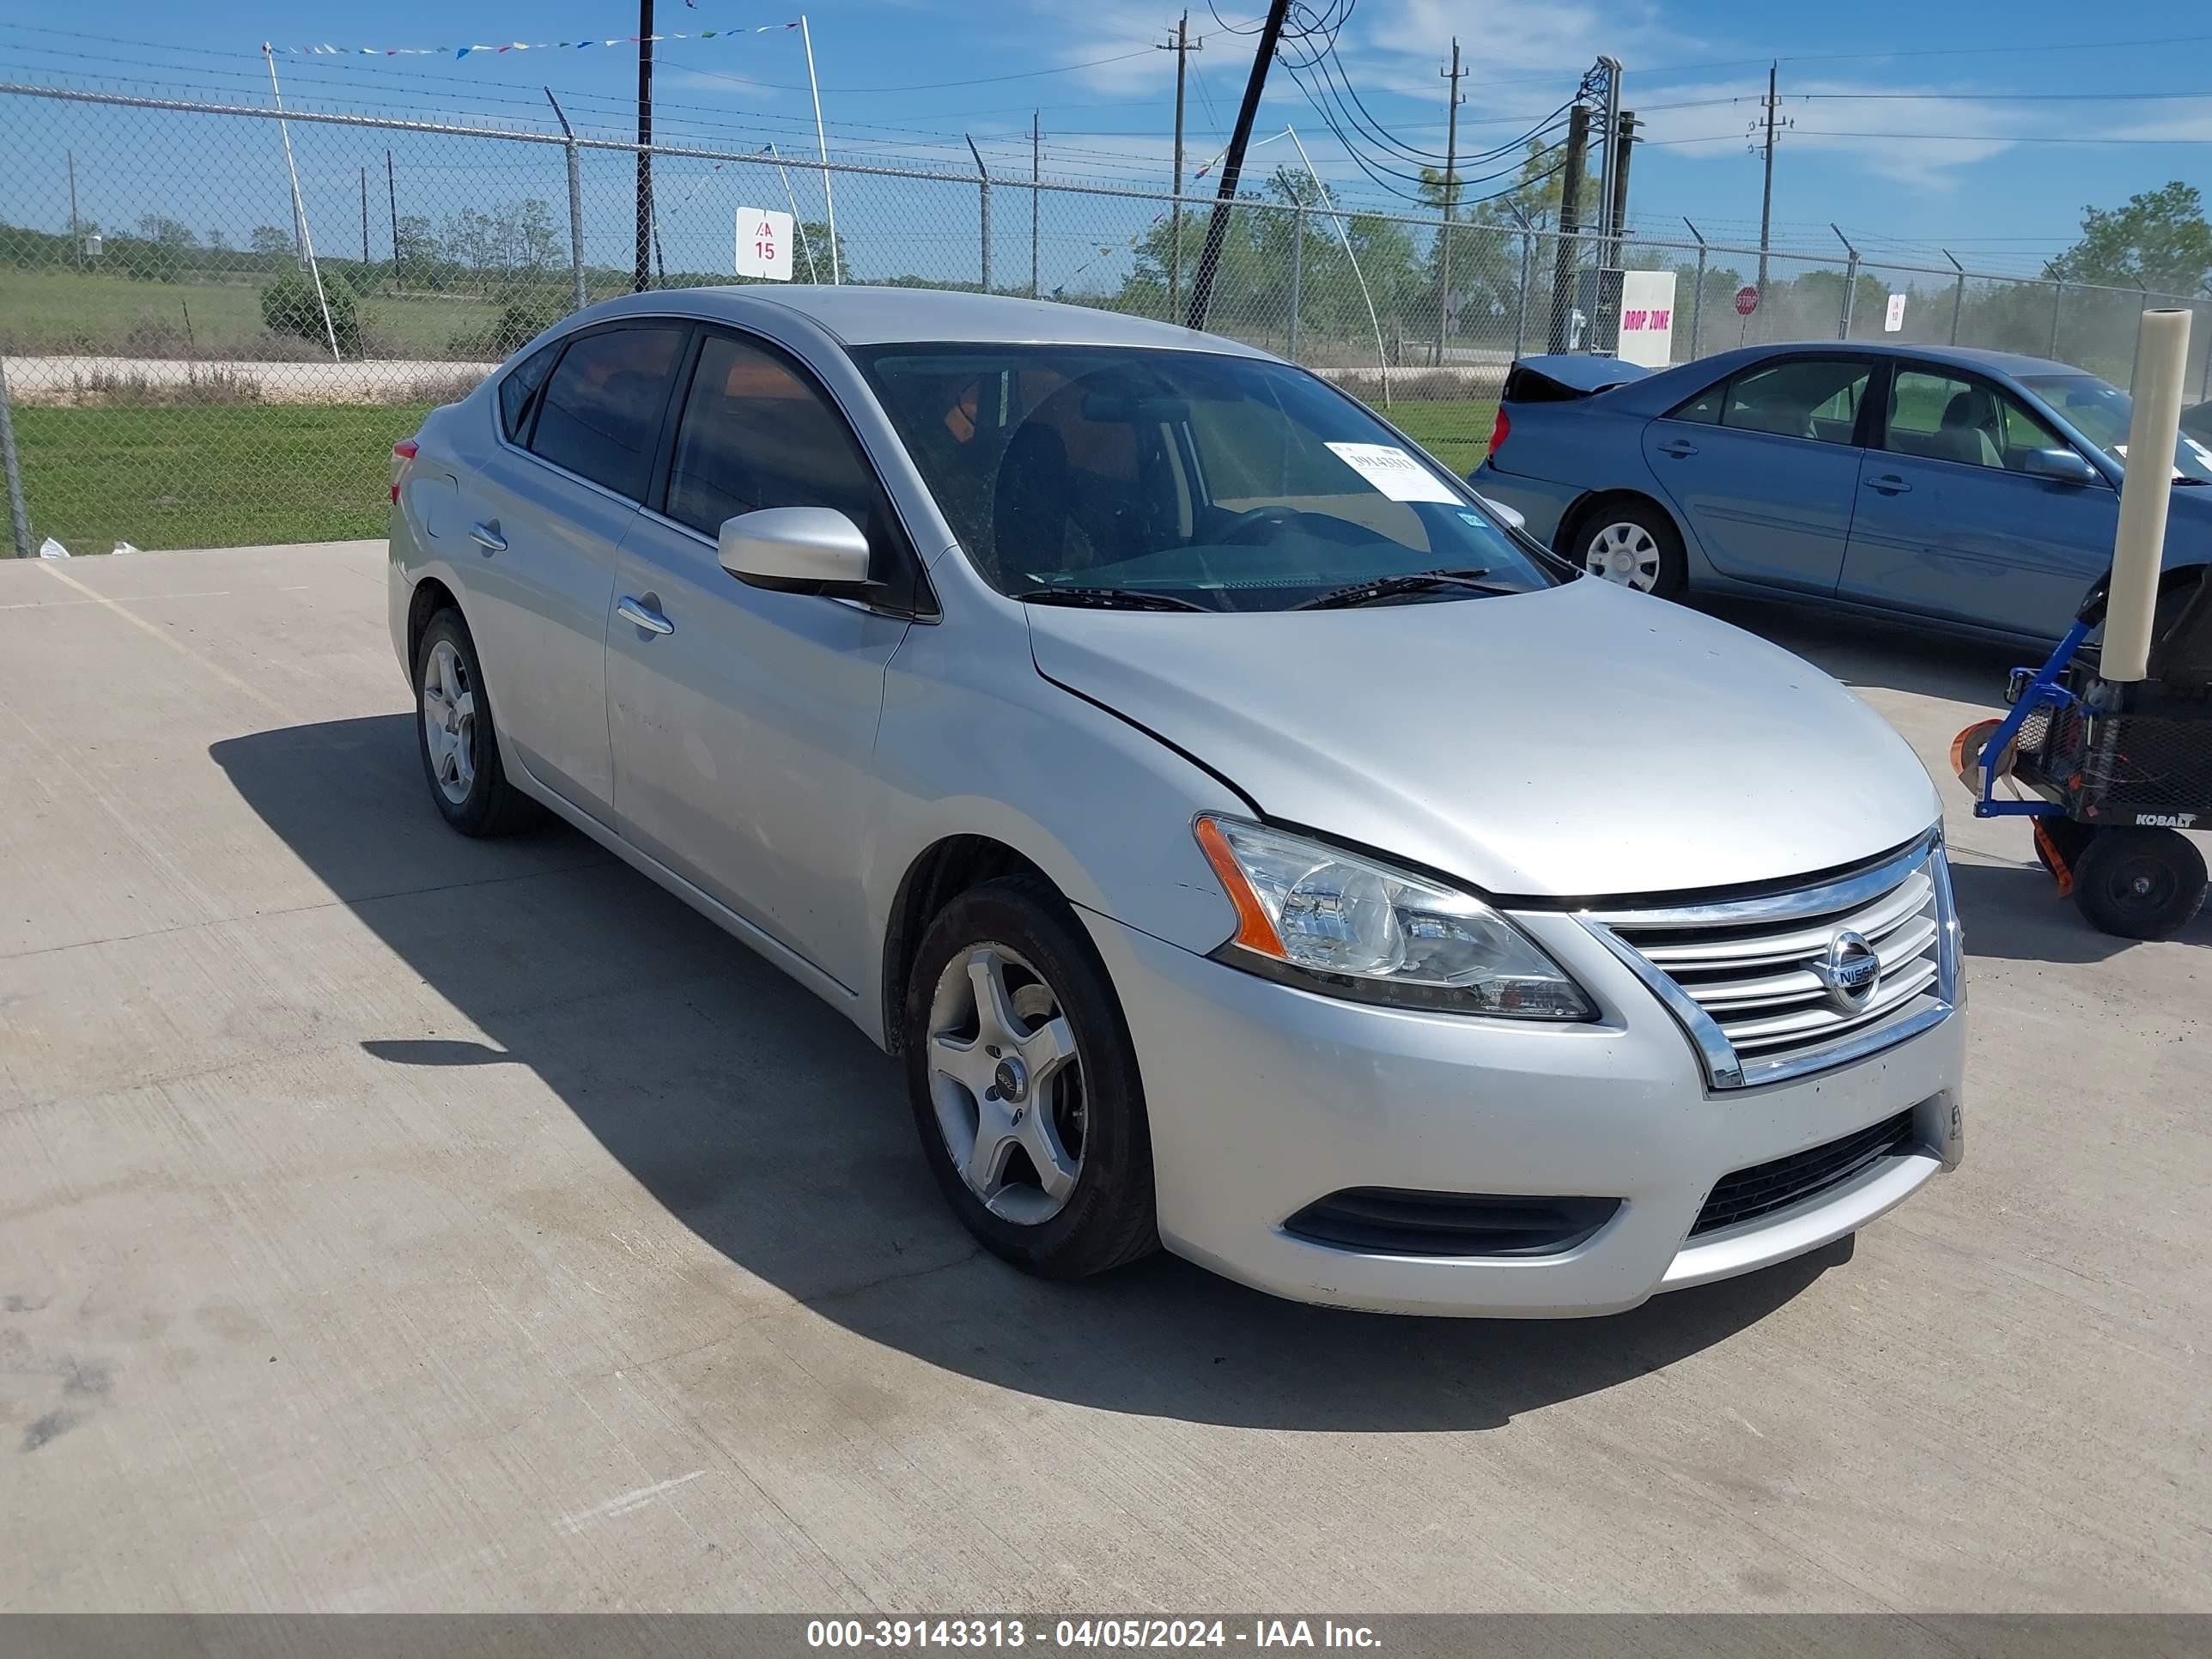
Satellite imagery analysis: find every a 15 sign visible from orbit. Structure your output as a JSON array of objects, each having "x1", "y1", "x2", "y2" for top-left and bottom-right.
[{"x1": 735, "y1": 207, "x2": 794, "y2": 282}]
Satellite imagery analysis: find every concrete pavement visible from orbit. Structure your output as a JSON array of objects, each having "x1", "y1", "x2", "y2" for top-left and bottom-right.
[{"x1": 0, "y1": 543, "x2": 2204, "y2": 1612}]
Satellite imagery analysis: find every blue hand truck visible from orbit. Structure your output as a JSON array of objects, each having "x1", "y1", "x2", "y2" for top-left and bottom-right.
[{"x1": 1953, "y1": 576, "x2": 2212, "y2": 940}]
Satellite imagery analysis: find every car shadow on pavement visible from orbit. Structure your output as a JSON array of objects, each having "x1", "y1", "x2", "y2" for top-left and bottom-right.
[
  {"x1": 1692, "y1": 594, "x2": 2027, "y2": 706},
  {"x1": 1947, "y1": 858, "x2": 2209, "y2": 960},
  {"x1": 215, "y1": 714, "x2": 1850, "y2": 1433}
]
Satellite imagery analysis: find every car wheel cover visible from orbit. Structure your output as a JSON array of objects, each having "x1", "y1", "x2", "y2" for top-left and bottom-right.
[
  {"x1": 421, "y1": 638, "x2": 477, "y2": 806},
  {"x1": 925, "y1": 942, "x2": 1087, "y2": 1224},
  {"x1": 1586, "y1": 520, "x2": 1663, "y2": 592}
]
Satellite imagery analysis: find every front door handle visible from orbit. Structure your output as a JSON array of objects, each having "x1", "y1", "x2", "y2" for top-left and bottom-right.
[
  {"x1": 616, "y1": 595, "x2": 674, "y2": 637},
  {"x1": 1864, "y1": 474, "x2": 1912, "y2": 495},
  {"x1": 1656, "y1": 438, "x2": 1699, "y2": 459},
  {"x1": 468, "y1": 520, "x2": 507, "y2": 553}
]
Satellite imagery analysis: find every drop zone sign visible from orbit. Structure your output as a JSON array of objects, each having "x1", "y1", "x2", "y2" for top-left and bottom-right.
[
  {"x1": 1616, "y1": 269, "x2": 1677, "y2": 368},
  {"x1": 735, "y1": 208, "x2": 794, "y2": 281}
]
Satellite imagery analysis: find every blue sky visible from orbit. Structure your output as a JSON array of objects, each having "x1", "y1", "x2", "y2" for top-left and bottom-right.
[{"x1": 4, "y1": 0, "x2": 2208, "y2": 282}]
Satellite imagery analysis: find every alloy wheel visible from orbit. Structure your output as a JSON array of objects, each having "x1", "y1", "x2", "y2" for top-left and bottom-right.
[
  {"x1": 925, "y1": 943, "x2": 1087, "y2": 1224},
  {"x1": 1585, "y1": 521, "x2": 1662, "y2": 592},
  {"x1": 421, "y1": 638, "x2": 477, "y2": 806}
]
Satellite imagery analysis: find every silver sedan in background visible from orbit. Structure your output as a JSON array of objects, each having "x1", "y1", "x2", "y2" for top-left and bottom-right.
[{"x1": 388, "y1": 287, "x2": 1964, "y2": 1317}]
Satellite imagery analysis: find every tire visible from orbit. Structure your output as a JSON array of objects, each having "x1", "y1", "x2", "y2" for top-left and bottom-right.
[
  {"x1": 902, "y1": 877, "x2": 1158, "y2": 1278},
  {"x1": 2070, "y1": 827, "x2": 2207, "y2": 941},
  {"x1": 1571, "y1": 497, "x2": 1687, "y2": 600},
  {"x1": 413, "y1": 608, "x2": 545, "y2": 837}
]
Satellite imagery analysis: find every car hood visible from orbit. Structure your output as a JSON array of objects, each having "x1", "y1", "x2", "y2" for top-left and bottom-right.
[{"x1": 1026, "y1": 579, "x2": 1940, "y2": 900}]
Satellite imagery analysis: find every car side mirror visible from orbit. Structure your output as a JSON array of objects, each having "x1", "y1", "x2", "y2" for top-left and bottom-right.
[
  {"x1": 1473, "y1": 492, "x2": 1527, "y2": 532},
  {"x1": 2023, "y1": 447, "x2": 2099, "y2": 486},
  {"x1": 716, "y1": 506, "x2": 874, "y2": 596}
]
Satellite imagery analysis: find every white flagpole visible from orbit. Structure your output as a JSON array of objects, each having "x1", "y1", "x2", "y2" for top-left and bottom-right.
[
  {"x1": 262, "y1": 46, "x2": 342, "y2": 362},
  {"x1": 1284, "y1": 125, "x2": 1389, "y2": 406},
  {"x1": 799, "y1": 15, "x2": 839, "y2": 283},
  {"x1": 764, "y1": 144, "x2": 820, "y2": 283}
]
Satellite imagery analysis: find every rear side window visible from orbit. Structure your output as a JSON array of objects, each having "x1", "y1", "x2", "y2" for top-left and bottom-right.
[
  {"x1": 1720, "y1": 358, "x2": 1870, "y2": 445},
  {"x1": 1667, "y1": 380, "x2": 1726, "y2": 424},
  {"x1": 498, "y1": 341, "x2": 562, "y2": 441},
  {"x1": 527, "y1": 325, "x2": 687, "y2": 499}
]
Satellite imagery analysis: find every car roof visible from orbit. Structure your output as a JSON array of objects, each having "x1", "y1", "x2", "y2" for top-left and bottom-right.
[
  {"x1": 581, "y1": 283, "x2": 1275, "y2": 356},
  {"x1": 1690, "y1": 339, "x2": 2087, "y2": 380}
]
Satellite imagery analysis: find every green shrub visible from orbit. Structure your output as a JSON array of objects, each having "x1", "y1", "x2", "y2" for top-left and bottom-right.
[
  {"x1": 451, "y1": 293, "x2": 566, "y2": 359},
  {"x1": 260, "y1": 270, "x2": 362, "y2": 353}
]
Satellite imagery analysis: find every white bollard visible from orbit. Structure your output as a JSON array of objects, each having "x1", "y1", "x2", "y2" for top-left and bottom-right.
[{"x1": 2101, "y1": 307, "x2": 2192, "y2": 682}]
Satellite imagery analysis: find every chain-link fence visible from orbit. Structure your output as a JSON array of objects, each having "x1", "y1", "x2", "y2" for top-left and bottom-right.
[{"x1": 4, "y1": 81, "x2": 2211, "y2": 555}]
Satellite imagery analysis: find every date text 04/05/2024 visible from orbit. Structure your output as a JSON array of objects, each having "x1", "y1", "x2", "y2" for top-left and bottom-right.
[{"x1": 805, "y1": 1619, "x2": 1382, "y2": 1649}]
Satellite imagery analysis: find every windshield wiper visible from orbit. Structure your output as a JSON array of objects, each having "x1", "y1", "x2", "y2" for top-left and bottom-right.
[
  {"x1": 1009, "y1": 585, "x2": 1212, "y2": 612},
  {"x1": 1291, "y1": 568, "x2": 1509, "y2": 611}
]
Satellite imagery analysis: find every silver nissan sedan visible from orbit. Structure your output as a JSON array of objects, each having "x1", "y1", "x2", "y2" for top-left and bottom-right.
[{"x1": 387, "y1": 287, "x2": 1966, "y2": 1317}]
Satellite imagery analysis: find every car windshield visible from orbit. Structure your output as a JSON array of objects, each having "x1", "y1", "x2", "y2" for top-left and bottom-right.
[
  {"x1": 2021, "y1": 374, "x2": 2212, "y2": 483},
  {"x1": 854, "y1": 343, "x2": 1563, "y2": 611}
]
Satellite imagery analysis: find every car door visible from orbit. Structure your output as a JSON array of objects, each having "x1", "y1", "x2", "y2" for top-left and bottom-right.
[
  {"x1": 1838, "y1": 362, "x2": 2118, "y2": 639},
  {"x1": 1641, "y1": 354, "x2": 1875, "y2": 595},
  {"x1": 456, "y1": 320, "x2": 688, "y2": 820},
  {"x1": 606, "y1": 327, "x2": 921, "y2": 991}
]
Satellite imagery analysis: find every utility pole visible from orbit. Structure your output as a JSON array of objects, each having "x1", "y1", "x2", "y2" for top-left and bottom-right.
[
  {"x1": 66, "y1": 150, "x2": 81, "y2": 270},
  {"x1": 1434, "y1": 36, "x2": 1465, "y2": 368},
  {"x1": 386, "y1": 151, "x2": 400, "y2": 291},
  {"x1": 1547, "y1": 102, "x2": 1591, "y2": 351},
  {"x1": 1030, "y1": 112, "x2": 1041, "y2": 299},
  {"x1": 635, "y1": 0, "x2": 655, "y2": 293},
  {"x1": 1157, "y1": 13, "x2": 1200, "y2": 318},
  {"x1": 361, "y1": 167, "x2": 369, "y2": 265},
  {"x1": 1757, "y1": 59, "x2": 1778, "y2": 297},
  {"x1": 1607, "y1": 108, "x2": 1637, "y2": 263},
  {"x1": 1593, "y1": 57, "x2": 1622, "y2": 252},
  {"x1": 1188, "y1": 0, "x2": 1294, "y2": 331}
]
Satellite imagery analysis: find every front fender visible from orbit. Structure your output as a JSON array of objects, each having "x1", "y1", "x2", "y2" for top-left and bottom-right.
[{"x1": 859, "y1": 592, "x2": 1245, "y2": 1046}]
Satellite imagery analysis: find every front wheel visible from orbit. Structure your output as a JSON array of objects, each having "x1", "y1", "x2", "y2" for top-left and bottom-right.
[
  {"x1": 1572, "y1": 500, "x2": 1687, "y2": 600},
  {"x1": 2070, "y1": 827, "x2": 2207, "y2": 940},
  {"x1": 902, "y1": 878, "x2": 1158, "y2": 1278}
]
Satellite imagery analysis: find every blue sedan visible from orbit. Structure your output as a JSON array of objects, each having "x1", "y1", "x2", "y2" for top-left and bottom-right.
[{"x1": 1471, "y1": 343, "x2": 2212, "y2": 644}]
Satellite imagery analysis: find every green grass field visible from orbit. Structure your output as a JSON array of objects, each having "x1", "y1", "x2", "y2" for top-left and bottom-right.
[
  {"x1": 0, "y1": 267, "x2": 501, "y2": 357},
  {"x1": 1384, "y1": 397, "x2": 1500, "y2": 476},
  {"x1": 17, "y1": 402, "x2": 436, "y2": 552},
  {"x1": 8, "y1": 391, "x2": 1505, "y2": 557}
]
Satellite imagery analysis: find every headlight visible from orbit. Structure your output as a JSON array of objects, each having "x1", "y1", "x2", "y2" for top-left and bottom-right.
[{"x1": 1193, "y1": 816, "x2": 1596, "y2": 1019}]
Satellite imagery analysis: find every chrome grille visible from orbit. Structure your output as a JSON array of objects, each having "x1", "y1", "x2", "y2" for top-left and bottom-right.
[{"x1": 1578, "y1": 836, "x2": 1960, "y2": 1090}]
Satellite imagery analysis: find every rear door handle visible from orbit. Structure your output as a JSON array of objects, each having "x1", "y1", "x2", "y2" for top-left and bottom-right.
[
  {"x1": 468, "y1": 520, "x2": 507, "y2": 553},
  {"x1": 616, "y1": 595, "x2": 674, "y2": 637},
  {"x1": 1656, "y1": 439, "x2": 1699, "y2": 458},
  {"x1": 1864, "y1": 474, "x2": 1912, "y2": 495}
]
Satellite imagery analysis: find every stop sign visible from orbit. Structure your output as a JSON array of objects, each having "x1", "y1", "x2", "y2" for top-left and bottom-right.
[{"x1": 1735, "y1": 285, "x2": 1760, "y2": 317}]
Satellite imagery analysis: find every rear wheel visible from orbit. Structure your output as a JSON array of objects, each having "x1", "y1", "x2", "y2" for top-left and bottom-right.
[
  {"x1": 1572, "y1": 499, "x2": 1686, "y2": 600},
  {"x1": 2070, "y1": 827, "x2": 2206, "y2": 940},
  {"x1": 414, "y1": 609, "x2": 544, "y2": 837}
]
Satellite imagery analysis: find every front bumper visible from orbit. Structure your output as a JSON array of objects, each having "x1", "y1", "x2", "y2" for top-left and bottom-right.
[{"x1": 1083, "y1": 906, "x2": 1964, "y2": 1317}]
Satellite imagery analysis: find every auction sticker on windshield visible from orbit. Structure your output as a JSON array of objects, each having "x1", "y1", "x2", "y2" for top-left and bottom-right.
[{"x1": 1325, "y1": 441, "x2": 1461, "y2": 503}]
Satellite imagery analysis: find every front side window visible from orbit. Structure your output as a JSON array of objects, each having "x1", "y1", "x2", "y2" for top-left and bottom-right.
[
  {"x1": 665, "y1": 333, "x2": 896, "y2": 550},
  {"x1": 855, "y1": 345, "x2": 1561, "y2": 611},
  {"x1": 1719, "y1": 358, "x2": 1870, "y2": 444},
  {"x1": 1885, "y1": 369, "x2": 2067, "y2": 472},
  {"x1": 526, "y1": 325, "x2": 686, "y2": 499}
]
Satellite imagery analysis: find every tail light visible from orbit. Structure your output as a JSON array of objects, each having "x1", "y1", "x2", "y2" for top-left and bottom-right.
[
  {"x1": 1486, "y1": 408, "x2": 1510, "y2": 460},
  {"x1": 390, "y1": 438, "x2": 418, "y2": 504}
]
